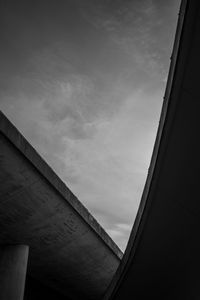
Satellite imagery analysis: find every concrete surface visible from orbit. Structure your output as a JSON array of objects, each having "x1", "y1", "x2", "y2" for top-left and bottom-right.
[
  {"x1": 0, "y1": 111, "x2": 122, "y2": 300},
  {"x1": 0, "y1": 245, "x2": 29, "y2": 300},
  {"x1": 103, "y1": 0, "x2": 200, "y2": 299}
]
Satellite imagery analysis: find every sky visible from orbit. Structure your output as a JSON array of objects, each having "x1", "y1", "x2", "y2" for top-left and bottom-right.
[{"x1": 0, "y1": 0, "x2": 180, "y2": 251}]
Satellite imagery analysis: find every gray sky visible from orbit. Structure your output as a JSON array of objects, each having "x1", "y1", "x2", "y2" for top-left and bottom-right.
[{"x1": 0, "y1": 0, "x2": 180, "y2": 251}]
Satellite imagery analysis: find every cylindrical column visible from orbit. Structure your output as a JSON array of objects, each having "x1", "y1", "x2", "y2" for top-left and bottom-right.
[{"x1": 0, "y1": 245, "x2": 29, "y2": 300}]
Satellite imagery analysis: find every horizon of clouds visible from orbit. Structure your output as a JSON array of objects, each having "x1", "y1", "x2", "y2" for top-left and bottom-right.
[{"x1": 0, "y1": 0, "x2": 180, "y2": 251}]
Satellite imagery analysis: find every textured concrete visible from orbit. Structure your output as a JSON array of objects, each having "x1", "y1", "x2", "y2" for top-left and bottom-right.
[
  {"x1": 103, "y1": 0, "x2": 200, "y2": 299},
  {"x1": 0, "y1": 111, "x2": 122, "y2": 300},
  {"x1": 0, "y1": 245, "x2": 29, "y2": 300}
]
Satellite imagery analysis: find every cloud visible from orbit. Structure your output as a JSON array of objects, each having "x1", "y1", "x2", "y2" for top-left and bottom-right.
[
  {"x1": 51, "y1": 88, "x2": 163, "y2": 251},
  {"x1": 0, "y1": 0, "x2": 180, "y2": 251},
  {"x1": 107, "y1": 223, "x2": 133, "y2": 251},
  {"x1": 0, "y1": 62, "x2": 162, "y2": 252},
  {"x1": 80, "y1": 0, "x2": 179, "y2": 81}
]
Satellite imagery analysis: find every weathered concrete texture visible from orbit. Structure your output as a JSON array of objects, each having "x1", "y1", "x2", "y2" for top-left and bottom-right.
[
  {"x1": 104, "y1": 0, "x2": 200, "y2": 299},
  {"x1": 0, "y1": 111, "x2": 122, "y2": 300},
  {"x1": 0, "y1": 245, "x2": 29, "y2": 300}
]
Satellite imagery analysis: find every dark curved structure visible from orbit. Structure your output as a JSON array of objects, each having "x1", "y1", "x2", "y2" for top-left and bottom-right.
[{"x1": 103, "y1": 0, "x2": 200, "y2": 299}]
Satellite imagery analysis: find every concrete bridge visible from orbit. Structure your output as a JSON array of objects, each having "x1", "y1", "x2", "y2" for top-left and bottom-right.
[
  {"x1": 1, "y1": 0, "x2": 200, "y2": 299},
  {"x1": 103, "y1": 0, "x2": 200, "y2": 299},
  {"x1": 0, "y1": 111, "x2": 122, "y2": 300}
]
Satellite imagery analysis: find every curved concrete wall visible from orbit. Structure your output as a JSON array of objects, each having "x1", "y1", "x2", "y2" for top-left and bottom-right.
[{"x1": 103, "y1": 1, "x2": 200, "y2": 299}]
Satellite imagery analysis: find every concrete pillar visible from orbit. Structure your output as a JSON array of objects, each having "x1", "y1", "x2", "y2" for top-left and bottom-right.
[{"x1": 0, "y1": 245, "x2": 29, "y2": 300}]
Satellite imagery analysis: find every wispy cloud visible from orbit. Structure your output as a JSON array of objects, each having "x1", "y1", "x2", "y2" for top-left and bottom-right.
[
  {"x1": 0, "y1": 0, "x2": 180, "y2": 251},
  {"x1": 80, "y1": 0, "x2": 179, "y2": 82},
  {"x1": 1, "y1": 63, "x2": 161, "y2": 251}
]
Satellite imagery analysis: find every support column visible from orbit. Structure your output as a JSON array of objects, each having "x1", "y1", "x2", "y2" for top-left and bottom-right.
[{"x1": 0, "y1": 245, "x2": 29, "y2": 300}]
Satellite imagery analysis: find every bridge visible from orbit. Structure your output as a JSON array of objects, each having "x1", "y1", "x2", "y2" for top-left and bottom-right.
[
  {"x1": 0, "y1": 111, "x2": 122, "y2": 300},
  {"x1": 1, "y1": 0, "x2": 200, "y2": 299},
  {"x1": 103, "y1": 0, "x2": 200, "y2": 299}
]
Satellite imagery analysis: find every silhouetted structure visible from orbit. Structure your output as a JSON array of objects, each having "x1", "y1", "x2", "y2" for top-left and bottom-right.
[{"x1": 103, "y1": 0, "x2": 200, "y2": 299}]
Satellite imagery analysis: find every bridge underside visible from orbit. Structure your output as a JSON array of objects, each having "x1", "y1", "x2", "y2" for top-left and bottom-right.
[
  {"x1": 1, "y1": 0, "x2": 199, "y2": 299},
  {"x1": 104, "y1": 1, "x2": 200, "y2": 299},
  {"x1": 0, "y1": 112, "x2": 122, "y2": 300}
]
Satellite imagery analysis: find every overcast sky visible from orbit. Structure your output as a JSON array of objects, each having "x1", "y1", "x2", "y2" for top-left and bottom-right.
[{"x1": 0, "y1": 0, "x2": 180, "y2": 251}]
